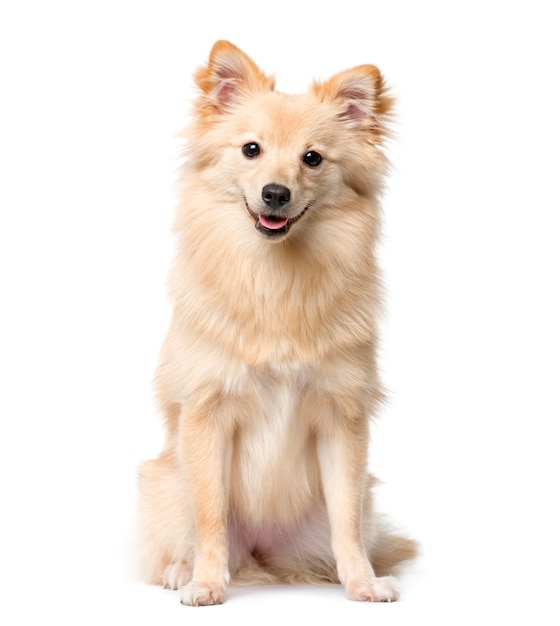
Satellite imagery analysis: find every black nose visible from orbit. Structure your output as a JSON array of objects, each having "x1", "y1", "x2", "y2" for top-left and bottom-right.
[{"x1": 262, "y1": 184, "x2": 291, "y2": 211}]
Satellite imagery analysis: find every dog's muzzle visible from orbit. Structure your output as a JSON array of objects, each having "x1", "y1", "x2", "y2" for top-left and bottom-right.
[{"x1": 245, "y1": 184, "x2": 309, "y2": 240}]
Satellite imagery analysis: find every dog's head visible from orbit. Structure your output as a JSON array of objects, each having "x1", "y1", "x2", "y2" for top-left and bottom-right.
[{"x1": 187, "y1": 41, "x2": 392, "y2": 243}]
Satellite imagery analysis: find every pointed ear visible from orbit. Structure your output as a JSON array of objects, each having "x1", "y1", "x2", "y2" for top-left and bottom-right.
[
  {"x1": 194, "y1": 40, "x2": 275, "y2": 112},
  {"x1": 311, "y1": 65, "x2": 393, "y2": 137}
]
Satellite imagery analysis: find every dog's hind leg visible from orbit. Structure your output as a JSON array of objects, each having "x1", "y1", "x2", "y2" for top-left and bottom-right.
[
  {"x1": 135, "y1": 449, "x2": 197, "y2": 587},
  {"x1": 162, "y1": 561, "x2": 193, "y2": 590}
]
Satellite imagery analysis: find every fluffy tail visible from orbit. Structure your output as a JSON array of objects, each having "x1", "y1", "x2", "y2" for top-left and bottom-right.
[{"x1": 370, "y1": 532, "x2": 419, "y2": 577}]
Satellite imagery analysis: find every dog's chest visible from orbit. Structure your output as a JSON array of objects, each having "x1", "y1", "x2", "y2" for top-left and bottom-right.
[{"x1": 229, "y1": 368, "x2": 320, "y2": 523}]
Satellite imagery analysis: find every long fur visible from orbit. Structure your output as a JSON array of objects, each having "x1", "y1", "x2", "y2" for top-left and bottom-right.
[{"x1": 135, "y1": 40, "x2": 417, "y2": 606}]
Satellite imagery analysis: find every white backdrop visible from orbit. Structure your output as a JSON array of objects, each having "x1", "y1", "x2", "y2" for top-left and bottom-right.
[{"x1": 1, "y1": 1, "x2": 559, "y2": 624}]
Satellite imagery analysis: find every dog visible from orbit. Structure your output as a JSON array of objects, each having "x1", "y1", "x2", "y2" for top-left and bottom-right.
[{"x1": 135, "y1": 40, "x2": 417, "y2": 606}]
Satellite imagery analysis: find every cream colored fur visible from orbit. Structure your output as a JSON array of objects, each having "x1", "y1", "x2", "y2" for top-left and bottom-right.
[{"x1": 135, "y1": 40, "x2": 417, "y2": 606}]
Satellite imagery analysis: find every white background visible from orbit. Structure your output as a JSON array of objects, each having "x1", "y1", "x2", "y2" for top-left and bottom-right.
[{"x1": 1, "y1": 1, "x2": 559, "y2": 624}]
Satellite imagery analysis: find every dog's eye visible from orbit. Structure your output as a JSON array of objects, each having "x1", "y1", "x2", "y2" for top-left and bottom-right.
[
  {"x1": 242, "y1": 143, "x2": 260, "y2": 158},
  {"x1": 303, "y1": 151, "x2": 322, "y2": 167}
]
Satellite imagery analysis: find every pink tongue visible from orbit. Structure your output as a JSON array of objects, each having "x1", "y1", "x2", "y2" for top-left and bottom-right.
[{"x1": 259, "y1": 215, "x2": 288, "y2": 230}]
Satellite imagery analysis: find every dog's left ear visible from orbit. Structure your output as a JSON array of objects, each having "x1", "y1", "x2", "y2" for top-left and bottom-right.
[
  {"x1": 311, "y1": 65, "x2": 393, "y2": 138},
  {"x1": 194, "y1": 40, "x2": 275, "y2": 113}
]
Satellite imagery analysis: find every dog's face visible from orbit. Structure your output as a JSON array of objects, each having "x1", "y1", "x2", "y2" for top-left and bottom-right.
[
  {"x1": 188, "y1": 41, "x2": 392, "y2": 244},
  {"x1": 226, "y1": 92, "x2": 342, "y2": 241}
]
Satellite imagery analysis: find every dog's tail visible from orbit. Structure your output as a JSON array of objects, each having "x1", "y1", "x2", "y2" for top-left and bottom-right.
[
  {"x1": 366, "y1": 474, "x2": 419, "y2": 576},
  {"x1": 370, "y1": 531, "x2": 419, "y2": 577}
]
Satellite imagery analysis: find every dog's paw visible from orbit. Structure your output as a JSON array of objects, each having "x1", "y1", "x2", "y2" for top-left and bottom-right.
[
  {"x1": 345, "y1": 575, "x2": 400, "y2": 602},
  {"x1": 162, "y1": 561, "x2": 192, "y2": 590},
  {"x1": 180, "y1": 581, "x2": 226, "y2": 606}
]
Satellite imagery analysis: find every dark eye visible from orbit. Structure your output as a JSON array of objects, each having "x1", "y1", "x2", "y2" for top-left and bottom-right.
[
  {"x1": 242, "y1": 143, "x2": 260, "y2": 158},
  {"x1": 303, "y1": 151, "x2": 322, "y2": 167}
]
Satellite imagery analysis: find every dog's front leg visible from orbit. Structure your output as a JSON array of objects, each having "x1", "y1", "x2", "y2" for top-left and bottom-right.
[
  {"x1": 177, "y1": 396, "x2": 233, "y2": 606},
  {"x1": 317, "y1": 414, "x2": 399, "y2": 602}
]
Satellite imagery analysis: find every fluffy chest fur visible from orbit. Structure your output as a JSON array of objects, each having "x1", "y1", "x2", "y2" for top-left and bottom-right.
[
  {"x1": 169, "y1": 206, "x2": 381, "y2": 368},
  {"x1": 229, "y1": 365, "x2": 321, "y2": 524}
]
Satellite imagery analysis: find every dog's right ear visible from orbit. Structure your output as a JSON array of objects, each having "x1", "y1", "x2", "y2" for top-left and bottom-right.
[{"x1": 194, "y1": 41, "x2": 275, "y2": 113}]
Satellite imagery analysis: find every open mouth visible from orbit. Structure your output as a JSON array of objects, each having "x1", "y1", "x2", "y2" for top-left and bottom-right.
[{"x1": 244, "y1": 200, "x2": 309, "y2": 240}]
